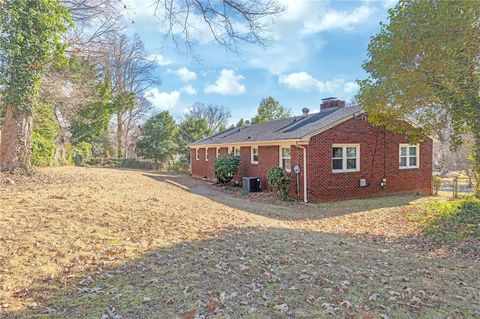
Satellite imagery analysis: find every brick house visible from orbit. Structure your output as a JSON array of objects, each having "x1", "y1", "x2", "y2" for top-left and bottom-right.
[{"x1": 189, "y1": 98, "x2": 433, "y2": 202}]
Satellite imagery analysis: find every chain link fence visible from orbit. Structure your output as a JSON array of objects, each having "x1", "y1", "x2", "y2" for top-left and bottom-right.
[{"x1": 436, "y1": 176, "x2": 475, "y2": 197}]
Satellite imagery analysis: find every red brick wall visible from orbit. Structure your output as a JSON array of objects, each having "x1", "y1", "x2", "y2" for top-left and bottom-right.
[
  {"x1": 305, "y1": 117, "x2": 433, "y2": 201},
  {"x1": 190, "y1": 116, "x2": 432, "y2": 202}
]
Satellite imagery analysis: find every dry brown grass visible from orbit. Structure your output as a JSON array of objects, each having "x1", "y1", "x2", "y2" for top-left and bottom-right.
[{"x1": 0, "y1": 167, "x2": 478, "y2": 318}]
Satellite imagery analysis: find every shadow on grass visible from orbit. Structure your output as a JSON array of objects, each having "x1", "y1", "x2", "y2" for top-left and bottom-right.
[
  {"x1": 6, "y1": 228, "x2": 479, "y2": 319},
  {"x1": 145, "y1": 173, "x2": 424, "y2": 222}
]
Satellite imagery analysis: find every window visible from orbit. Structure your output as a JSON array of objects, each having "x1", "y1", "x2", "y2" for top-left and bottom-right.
[
  {"x1": 195, "y1": 148, "x2": 200, "y2": 160},
  {"x1": 205, "y1": 148, "x2": 209, "y2": 161},
  {"x1": 399, "y1": 144, "x2": 419, "y2": 169},
  {"x1": 280, "y1": 147, "x2": 291, "y2": 172},
  {"x1": 251, "y1": 146, "x2": 259, "y2": 164},
  {"x1": 332, "y1": 144, "x2": 360, "y2": 172},
  {"x1": 216, "y1": 147, "x2": 221, "y2": 158},
  {"x1": 234, "y1": 146, "x2": 241, "y2": 156},
  {"x1": 228, "y1": 146, "x2": 233, "y2": 155}
]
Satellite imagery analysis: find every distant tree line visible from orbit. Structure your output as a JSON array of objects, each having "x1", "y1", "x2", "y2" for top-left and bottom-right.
[{"x1": 136, "y1": 96, "x2": 291, "y2": 166}]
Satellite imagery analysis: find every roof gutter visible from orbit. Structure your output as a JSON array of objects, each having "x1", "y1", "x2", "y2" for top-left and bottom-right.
[
  {"x1": 189, "y1": 139, "x2": 309, "y2": 148},
  {"x1": 296, "y1": 143, "x2": 308, "y2": 203}
]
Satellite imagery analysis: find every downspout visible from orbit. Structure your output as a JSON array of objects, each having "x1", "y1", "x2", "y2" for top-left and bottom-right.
[{"x1": 297, "y1": 144, "x2": 308, "y2": 203}]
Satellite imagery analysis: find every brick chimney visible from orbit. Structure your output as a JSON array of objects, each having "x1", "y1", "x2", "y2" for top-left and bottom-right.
[{"x1": 320, "y1": 97, "x2": 345, "y2": 111}]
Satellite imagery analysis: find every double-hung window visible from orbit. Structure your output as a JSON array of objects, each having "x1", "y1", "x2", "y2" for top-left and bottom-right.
[
  {"x1": 234, "y1": 146, "x2": 241, "y2": 156},
  {"x1": 251, "y1": 146, "x2": 259, "y2": 164},
  {"x1": 399, "y1": 144, "x2": 419, "y2": 169},
  {"x1": 280, "y1": 147, "x2": 291, "y2": 172},
  {"x1": 216, "y1": 147, "x2": 221, "y2": 158},
  {"x1": 195, "y1": 148, "x2": 200, "y2": 160},
  {"x1": 332, "y1": 144, "x2": 360, "y2": 172},
  {"x1": 205, "y1": 148, "x2": 209, "y2": 161}
]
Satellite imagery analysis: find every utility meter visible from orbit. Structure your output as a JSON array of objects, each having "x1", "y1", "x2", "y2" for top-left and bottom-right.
[{"x1": 293, "y1": 164, "x2": 301, "y2": 174}]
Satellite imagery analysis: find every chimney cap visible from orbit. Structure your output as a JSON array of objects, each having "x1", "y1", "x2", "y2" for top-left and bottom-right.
[
  {"x1": 321, "y1": 96, "x2": 338, "y2": 101},
  {"x1": 245, "y1": 120, "x2": 251, "y2": 125},
  {"x1": 302, "y1": 108, "x2": 309, "y2": 116}
]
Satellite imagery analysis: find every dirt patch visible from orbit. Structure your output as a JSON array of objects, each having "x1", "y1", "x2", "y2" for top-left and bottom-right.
[{"x1": 1, "y1": 167, "x2": 478, "y2": 318}]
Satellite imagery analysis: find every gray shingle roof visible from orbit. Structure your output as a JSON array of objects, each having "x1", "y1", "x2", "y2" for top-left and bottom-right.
[{"x1": 190, "y1": 106, "x2": 363, "y2": 146}]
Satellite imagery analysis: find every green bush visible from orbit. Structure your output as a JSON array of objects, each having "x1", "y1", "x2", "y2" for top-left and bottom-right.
[
  {"x1": 214, "y1": 155, "x2": 241, "y2": 184},
  {"x1": 413, "y1": 197, "x2": 480, "y2": 243},
  {"x1": 31, "y1": 104, "x2": 60, "y2": 167},
  {"x1": 268, "y1": 167, "x2": 291, "y2": 201},
  {"x1": 73, "y1": 142, "x2": 92, "y2": 166},
  {"x1": 31, "y1": 133, "x2": 56, "y2": 167},
  {"x1": 433, "y1": 175, "x2": 442, "y2": 196}
]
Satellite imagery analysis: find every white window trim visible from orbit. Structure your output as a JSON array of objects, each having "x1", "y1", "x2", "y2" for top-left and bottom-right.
[
  {"x1": 234, "y1": 146, "x2": 241, "y2": 156},
  {"x1": 251, "y1": 146, "x2": 259, "y2": 164},
  {"x1": 216, "y1": 147, "x2": 220, "y2": 158},
  {"x1": 205, "y1": 148, "x2": 209, "y2": 161},
  {"x1": 279, "y1": 146, "x2": 292, "y2": 172},
  {"x1": 399, "y1": 144, "x2": 419, "y2": 169},
  {"x1": 195, "y1": 148, "x2": 200, "y2": 161},
  {"x1": 332, "y1": 144, "x2": 360, "y2": 173}
]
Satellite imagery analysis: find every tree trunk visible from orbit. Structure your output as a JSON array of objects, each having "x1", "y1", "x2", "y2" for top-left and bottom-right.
[
  {"x1": 117, "y1": 112, "x2": 125, "y2": 158},
  {"x1": 472, "y1": 131, "x2": 480, "y2": 199},
  {"x1": 0, "y1": 106, "x2": 33, "y2": 173},
  {"x1": 472, "y1": 101, "x2": 480, "y2": 199}
]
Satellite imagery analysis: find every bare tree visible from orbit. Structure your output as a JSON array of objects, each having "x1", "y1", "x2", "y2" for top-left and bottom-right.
[
  {"x1": 154, "y1": 0, "x2": 284, "y2": 53},
  {"x1": 124, "y1": 96, "x2": 154, "y2": 158},
  {"x1": 106, "y1": 32, "x2": 159, "y2": 158},
  {"x1": 186, "y1": 102, "x2": 231, "y2": 133}
]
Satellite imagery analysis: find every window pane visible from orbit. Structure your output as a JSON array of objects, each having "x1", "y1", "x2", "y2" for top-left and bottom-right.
[
  {"x1": 409, "y1": 146, "x2": 417, "y2": 156},
  {"x1": 253, "y1": 154, "x2": 258, "y2": 162},
  {"x1": 282, "y1": 147, "x2": 291, "y2": 158},
  {"x1": 283, "y1": 159, "x2": 291, "y2": 171},
  {"x1": 333, "y1": 158, "x2": 343, "y2": 170},
  {"x1": 332, "y1": 147, "x2": 343, "y2": 158},
  {"x1": 400, "y1": 157, "x2": 407, "y2": 167},
  {"x1": 253, "y1": 147, "x2": 258, "y2": 155},
  {"x1": 346, "y1": 147, "x2": 356, "y2": 158},
  {"x1": 400, "y1": 146, "x2": 407, "y2": 156},
  {"x1": 409, "y1": 156, "x2": 417, "y2": 167},
  {"x1": 347, "y1": 158, "x2": 357, "y2": 169}
]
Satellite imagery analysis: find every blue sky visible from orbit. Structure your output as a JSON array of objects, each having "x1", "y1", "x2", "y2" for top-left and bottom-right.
[{"x1": 123, "y1": 0, "x2": 396, "y2": 123}]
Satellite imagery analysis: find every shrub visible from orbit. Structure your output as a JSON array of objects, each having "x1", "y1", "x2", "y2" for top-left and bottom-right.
[
  {"x1": 433, "y1": 175, "x2": 442, "y2": 196},
  {"x1": 214, "y1": 155, "x2": 241, "y2": 184},
  {"x1": 268, "y1": 167, "x2": 291, "y2": 201},
  {"x1": 31, "y1": 133, "x2": 56, "y2": 167},
  {"x1": 412, "y1": 197, "x2": 480, "y2": 243},
  {"x1": 73, "y1": 142, "x2": 92, "y2": 166}
]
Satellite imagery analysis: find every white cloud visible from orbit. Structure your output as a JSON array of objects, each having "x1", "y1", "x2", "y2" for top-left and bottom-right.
[
  {"x1": 144, "y1": 88, "x2": 180, "y2": 110},
  {"x1": 302, "y1": 3, "x2": 375, "y2": 35},
  {"x1": 279, "y1": 72, "x2": 320, "y2": 91},
  {"x1": 181, "y1": 85, "x2": 197, "y2": 95},
  {"x1": 274, "y1": 1, "x2": 375, "y2": 37},
  {"x1": 148, "y1": 54, "x2": 173, "y2": 66},
  {"x1": 344, "y1": 81, "x2": 360, "y2": 93},
  {"x1": 204, "y1": 69, "x2": 246, "y2": 95},
  {"x1": 176, "y1": 67, "x2": 197, "y2": 82},
  {"x1": 279, "y1": 72, "x2": 356, "y2": 94}
]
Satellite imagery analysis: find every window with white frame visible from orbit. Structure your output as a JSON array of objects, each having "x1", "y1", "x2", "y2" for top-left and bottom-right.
[
  {"x1": 251, "y1": 146, "x2": 259, "y2": 164},
  {"x1": 205, "y1": 148, "x2": 209, "y2": 161},
  {"x1": 280, "y1": 147, "x2": 291, "y2": 172},
  {"x1": 216, "y1": 147, "x2": 221, "y2": 158},
  {"x1": 234, "y1": 146, "x2": 241, "y2": 156},
  {"x1": 332, "y1": 144, "x2": 360, "y2": 172},
  {"x1": 399, "y1": 144, "x2": 419, "y2": 168},
  {"x1": 195, "y1": 148, "x2": 200, "y2": 160},
  {"x1": 228, "y1": 146, "x2": 233, "y2": 155}
]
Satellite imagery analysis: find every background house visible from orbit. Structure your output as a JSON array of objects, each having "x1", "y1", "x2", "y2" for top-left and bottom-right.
[{"x1": 190, "y1": 99, "x2": 433, "y2": 202}]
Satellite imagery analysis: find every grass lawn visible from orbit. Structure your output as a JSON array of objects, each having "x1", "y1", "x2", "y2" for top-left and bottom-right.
[{"x1": 0, "y1": 167, "x2": 478, "y2": 318}]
